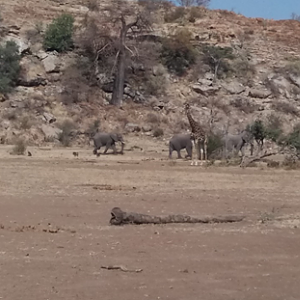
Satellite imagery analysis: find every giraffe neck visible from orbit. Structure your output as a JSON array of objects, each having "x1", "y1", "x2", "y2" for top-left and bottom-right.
[{"x1": 186, "y1": 108, "x2": 198, "y2": 132}]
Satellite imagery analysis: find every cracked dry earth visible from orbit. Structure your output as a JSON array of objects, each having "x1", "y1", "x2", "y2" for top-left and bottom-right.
[{"x1": 0, "y1": 145, "x2": 300, "y2": 300}]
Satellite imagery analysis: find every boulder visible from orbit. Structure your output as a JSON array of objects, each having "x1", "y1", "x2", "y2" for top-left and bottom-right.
[
  {"x1": 18, "y1": 56, "x2": 47, "y2": 87},
  {"x1": 2, "y1": 35, "x2": 30, "y2": 54},
  {"x1": 191, "y1": 84, "x2": 220, "y2": 95},
  {"x1": 41, "y1": 124, "x2": 62, "y2": 140},
  {"x1": 248, "y1": 89, "x2": 272, "y2": 99},
  {"x1": 125, "y1": 123, "x2": 141, "y2": 133},
  {"x1": 42, "y1": 54, "x2": 61, "y2": 73},
  {"x1": 43, "y1": 112, "x2": 56, "y2": 124},
  {"x1": 222, "y1": 82, "x2": 245, "y2": 94}
]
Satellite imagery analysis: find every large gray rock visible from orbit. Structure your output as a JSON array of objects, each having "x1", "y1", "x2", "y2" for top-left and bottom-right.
[
  {"x1": 2, "y1": 35, "x2": 30, "y2": 54},
  {"x1": 191, "y1": 84, "x2": 220, "y2": 95},
  {"x1": 41, "y1": 124, "x2": 62, "y2": 140},
  {"x1": 222, "y1": 82, "x2": 245, "y2": 94},
  {"x1": 248, "y1": 89, "x2": 272, "y2": 99},
  {"x1": 42, "y1": 54, "x2": 61, "y2": 73},
  {"x1": 18, "y1": 56, "x2": 47, "y2": 87}
]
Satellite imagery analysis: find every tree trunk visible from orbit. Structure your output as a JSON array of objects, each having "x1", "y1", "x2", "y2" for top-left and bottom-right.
[{"x1": 111, "y1": 23, "x2": 127, "y2": 107}]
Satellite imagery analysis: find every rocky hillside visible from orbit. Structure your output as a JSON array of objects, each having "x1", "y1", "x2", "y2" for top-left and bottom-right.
[{"x1": 1, "y1": 0, "x2": 300, "y2": 149}]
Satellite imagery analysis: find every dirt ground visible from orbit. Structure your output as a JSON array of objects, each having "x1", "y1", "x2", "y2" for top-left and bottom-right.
[{"x1": 1, "y1": 141, "x2": 300, "y2": 300}]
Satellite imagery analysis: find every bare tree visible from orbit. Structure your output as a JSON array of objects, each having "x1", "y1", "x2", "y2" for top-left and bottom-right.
[{"x1": 176, "y1": 0, "x2": 210, "y2": 7}]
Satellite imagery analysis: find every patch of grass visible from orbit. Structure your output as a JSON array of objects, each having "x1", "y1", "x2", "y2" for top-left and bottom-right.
[
  {"x1": 207, "y1": 133, "x2": 223, "y2": 159},
  {"x1": 19, "y1": 116, "x2": 32, "y2": 130},
  {"x1": 146, "y1": 112, "x2": 160, "y2": 124},
  {"x1": 11, "y1": 139, "x2": 26, "y2": 155}
]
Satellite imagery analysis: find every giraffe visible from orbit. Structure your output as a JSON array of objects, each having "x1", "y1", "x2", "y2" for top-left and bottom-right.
[{"x1": 184, "y1": 103, "x2": 208, "y2": 166}]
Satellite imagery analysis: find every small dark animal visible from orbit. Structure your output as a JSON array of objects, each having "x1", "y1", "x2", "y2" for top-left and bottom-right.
[
  {"x1": 73, "y1": 152, "x2": 79, "y2": 157},
  {"x1": 27, "y1": 151, "x2": 32, "y2": 157}
]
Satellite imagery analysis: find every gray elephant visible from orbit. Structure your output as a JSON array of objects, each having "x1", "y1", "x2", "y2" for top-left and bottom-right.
[
  {"x1": 93, "y1": 132, "x2": 125, "y2": 156},
  {"x1": 169, "y1": 134, "x2": 193, "y2": 159},
  {"x1": 221, "y1": 130, "x2": 254, "y2": 158}
]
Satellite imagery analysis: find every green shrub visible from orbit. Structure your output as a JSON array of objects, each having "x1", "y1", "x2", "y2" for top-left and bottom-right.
[
  {"x1": 284, "y1": 124, "x2": 300, "y2": 153},
  {"x1": 201, "y1": 45, "x2": 235, "y2": 79},
  {"x1": 44, "y1": 13, "x2": 74, "y2": 52},
  {"x1": 247, "y1": 119, "x2": 266, "y2": 147},
  {"x1": 0, "y1": 41, "x2": 21, "y2": 94},
  {"x1": 264, "y1": 113, "x2": 283, "y2": 142},
  {"x1": 160, "y1": 29, "x2": 196, "y2": 76}
]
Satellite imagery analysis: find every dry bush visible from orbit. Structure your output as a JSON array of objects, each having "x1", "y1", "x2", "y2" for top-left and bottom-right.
[
  {"x1": 164, "y1": 7, "x2": 186, "y2": 23},
  {"x1": 277, "y1": 60, "x2": 300, "y2": 76},
  {"x1": 145, "y1": 112, "x2": 160, "y2": 124},
  {"x1": 267, "y1": 160, "x2": 280, "y2": 168},
  {"x1": 86, "y1": 0, "x2": 99, "y2": 11},
  {"x1": 143, "y1": 75, "x2": 167, "y2": 96},
  {"x1": 244, "y1": 28, "x2": 254, "y2": 35},
  {"x1": 87, "y1": 119, "x2": 101, "y2": 136},
  {"x1": 189, "y1": 6, "x2": 204, "y2": 20},
  {"x1": 230, "y1": 97, "x2": 257, "y2": 114},
  {"x1": 271, "y1": 101, "x2": 299, "y2": 116},
  {"x1": 57, "y1": 120, "x2": 77, "y2": 147},
  {"x1": 153, "y1": 127, "x2": 164, "y2": 137},
  {"x1": 282, "y1": 154, "x2": 300, "y2": 170},
  {"x1": 3, "y1": 110, "x2": 17, "y2": 121},
  {"x1": 11, "y1": 139, "x2": 26, "y2": 155},
  {"x1": 19, "y1": 116, "x2": 33, "y2": 130},
  {"x1": 231, "y1": 59, "x2": 256, "y2": 83}
]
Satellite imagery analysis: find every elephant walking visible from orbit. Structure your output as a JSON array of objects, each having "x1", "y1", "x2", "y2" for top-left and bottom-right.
[
  {"x1": 221, "y1": 130, "x2": 254, "y2": 159},
  {"x1": 93, "y1": 132, "x2": 125, "y2": 156},
  {"x1": 169, "y1": 134, "x2": 193, "y2": 159}
]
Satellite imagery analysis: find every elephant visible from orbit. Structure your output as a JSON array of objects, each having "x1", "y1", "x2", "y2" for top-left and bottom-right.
[
  {"x1": 221, "y1": 130, "x2": 254, "y2": 158},
  {"x1": 93, "y1": 132, "x2": 125, "y2": 156},
  {"x1": 169, "y1": 134, "x2": 193, "y2": 159}
]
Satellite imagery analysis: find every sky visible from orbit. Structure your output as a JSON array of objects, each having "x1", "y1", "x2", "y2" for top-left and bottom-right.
[{"x1": 209, "y1": 0, "x2": 300, "y2": 20}]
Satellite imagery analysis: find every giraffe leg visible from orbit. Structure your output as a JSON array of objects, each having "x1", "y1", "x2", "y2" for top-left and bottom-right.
[
  {"x1": 191, "y1": 139, "x2": 197, "y2": 166},
  {"x1": 194, "y1": 139, "x2": 200, "y2": 166}
]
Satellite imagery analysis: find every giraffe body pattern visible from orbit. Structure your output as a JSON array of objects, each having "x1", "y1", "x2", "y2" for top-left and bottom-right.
[{"x1": 184, "y1": 103, "x2": 207, "y2": 166}]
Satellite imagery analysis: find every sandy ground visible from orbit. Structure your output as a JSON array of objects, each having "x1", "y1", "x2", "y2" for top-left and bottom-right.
[{"x1": 1, "y1": 142, "x2": 300, "y2": 300}]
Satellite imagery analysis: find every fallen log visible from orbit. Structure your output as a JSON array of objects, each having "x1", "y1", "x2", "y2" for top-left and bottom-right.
[
  {"x1": 240, "y1": 151, "x2": 277, "y2": 168},
  {"x1": 109, "y1": 207, "x2": 245, "y2": 226}
]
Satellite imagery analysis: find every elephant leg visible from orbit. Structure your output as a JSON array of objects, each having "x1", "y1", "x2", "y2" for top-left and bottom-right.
[
  {"x1": 169, "y1": 144, "x2": 173, "y2": 159},
  {"x1": 103, "y1": 143, "x2": 111, "y2": 154},
  {"x1": 186, "y1": 145, "x2": 192, "y2": 159},
  {"x1": 93, "y1": 146, "x2": 100, "y2": 156},
  {"x1": 177, "y1": 150, "x2": 182, "y2": 159},
  {"x1": 111, "y1": 143, "x2": 117, "y2": 154},
  {"x1": 203, "y1": 139, "x2": 208, "y2": 161}
]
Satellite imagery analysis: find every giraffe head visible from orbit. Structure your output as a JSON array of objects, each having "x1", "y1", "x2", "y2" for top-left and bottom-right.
[{"x1": 184, "y1": 102, "x2": 190, "y2": 111}]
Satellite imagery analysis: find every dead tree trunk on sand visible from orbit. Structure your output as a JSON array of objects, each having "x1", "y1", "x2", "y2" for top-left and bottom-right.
[{"x1": 110, "y1": 207, "x2": 245, "y2": 226}]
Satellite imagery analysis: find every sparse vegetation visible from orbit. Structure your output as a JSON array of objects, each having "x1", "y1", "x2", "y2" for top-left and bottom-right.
[
  {"x1": 57, "y1": 120, "x2": 77, "y2": 147},
  {"x1": 207, "y1": 133, "x2": 223, "y2": 159},
  {"x1": 19, "y1": 116, "x2": 33, "y2": 130},
  {"x1": 44, "y1": 13, "x2": 74, "y2": 52},
  {"x1": 247, "y1": 120, "x2": 266, "y2": 149},
  {"x1": 11, "y1": 139, "x2": 27, "y2": 155},
  {"x1": 0, "y1": 41, "x2": 21, "y2": 94},
  {"x1": 153, "y1": 127, "x2": 164, "y2": 137},
  {"x1": 264, "y1": 113, "x2": 283, "y2": 142},
  {"x1": 164, "y1": 7, "x2": 186, "y2": 22},
  {"x1": 271, "y1": 101, "x2": 299, "y2": 117},
  {"x1": 160, "y1": 28, "x2": 197, "y2": 76},
  {"x1": 230, "y1": 97, "x2": 257, "y2": 114},
  {"x1": 284, "y1": 124, "x2": 300, "y2": 154},
  {"x1": 201, "y1": 45, "x2": 235, "y2": 80}
]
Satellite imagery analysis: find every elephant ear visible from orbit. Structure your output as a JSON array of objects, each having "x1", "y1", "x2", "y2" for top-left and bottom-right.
[{"x1": 110, "y1": 134, "x2": 118, "y2": 142}]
